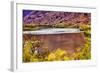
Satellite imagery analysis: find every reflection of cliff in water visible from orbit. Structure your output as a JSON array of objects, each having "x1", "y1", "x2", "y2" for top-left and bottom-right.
[{"x1": 23, "y1": 28, "x2": 85, "y2": 53}]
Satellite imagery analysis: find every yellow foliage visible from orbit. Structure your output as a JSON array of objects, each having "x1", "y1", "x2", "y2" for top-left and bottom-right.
[
  {"x1": 63, "y1": 56, "x2": 70, "y2": 60},
  {"x1": 54, "y1": 49, "x2": 67, "y2": 57},
  {"x1": 47, "y1": 49, "x2": 70, "y2": 61},
  {"x1": 30, "y1": 55, "x2": 39, "y2": 62},
  {"x1": 47, "y1": 53, "x2": 56, "y2": 61},
  {"x1": 76, "y1": 48, "x2": 81, "y2": 52},
  {"x1": 23, "y1": 40, "x2": 32, "y2": 53}
]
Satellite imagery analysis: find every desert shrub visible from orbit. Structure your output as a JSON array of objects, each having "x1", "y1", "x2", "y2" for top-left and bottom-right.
[
  {"x1": 23, "y1": 40, "x2": 50, "y2": 62},
  {"x1": 47, "y1": 53, "x2": 56, "y2": 61},
  {"x1": 73, "y1": 38, "x2": 91, "y2": 60},
  {"x1": 79, "y1": 24, "x2": 91, "y2": 37},
  {"x1": 53, "y1": 23, "x2": 68, "y2": 28},
  {"x1": 47, "y1": 49, "x2": 71, "y2": 61},
  {"x1": 23, "y1": 40, "x2": 33, "y2": 62},
  {"x1": 79, "y1": 24, "x2": 91, "y2": 30}
]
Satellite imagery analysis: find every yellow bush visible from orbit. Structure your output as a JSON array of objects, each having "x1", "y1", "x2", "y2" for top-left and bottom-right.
[
  {"x1": 30, "y1": 55, "x2": 39, "y2": 62},
  {"x1": 47, "y1": 53, "x2": 56, "y2": 61},
  {"x1": 23, "y1": 40, "x2": 33, "y2": 62},
  {"x1": 73, "y1": 38, "x2": 91, "y2": 60},
  {"x1": 47, "y1": 49, "x2": 71, "y2": 61},
  {"x1": 54, "y1": 49, "x2": 67, "y2": 57},
  {"x1": 63, "y1": 56, "x2": 70, "y2": 60}
]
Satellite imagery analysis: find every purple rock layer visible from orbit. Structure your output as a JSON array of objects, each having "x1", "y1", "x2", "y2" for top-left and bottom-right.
[{"x1": 23, "y1": 10, "x2": 91, "y2": 25}]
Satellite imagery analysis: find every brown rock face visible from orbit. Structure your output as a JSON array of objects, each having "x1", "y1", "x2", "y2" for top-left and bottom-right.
[{"x1": 23, "y1": 32, "x2": 85, "y2": 53}]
